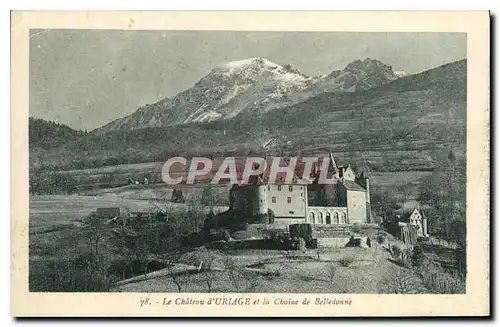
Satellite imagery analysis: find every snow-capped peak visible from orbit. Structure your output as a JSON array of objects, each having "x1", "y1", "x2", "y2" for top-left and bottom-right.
[
  {"x1": 394, "y1": 71, "x2": 409, "y2": 78},
  {"x1": 216, "y1": 57, "x2": 308, "y2": 81},
  {"x1": 97, "y1": 57, "x2": 409, "y2": 132},
  {"x1": 224, "y1": 57, "x2": 274, "y2": 70}
]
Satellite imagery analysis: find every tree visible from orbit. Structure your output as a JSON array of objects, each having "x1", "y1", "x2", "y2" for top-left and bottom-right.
[
  {"x1": 389, "y1": 111, "x2": 397, "y2": 125},
  {"x1": 29, "y1": 170, "x2": 78, "y2": 195},
  {"x1": 128, "y1": 214, "x2": 156, "y2": 278},
  {"x1": 380, "y1": 267, "x2": 421, "y2": 294},
  {"x1": 396, "y1": 184, "x2": 413, "y2": 203},
  {"x1": 191, "y1": 249, "x2": 220, "y2": 292},
  {"x1": 455, "y1": 242, "x2": 466, "y2": 279},
  {"x1": 418, "y1": 150, "x2": 465, "y2": 242},
  {"x1": 411, "y1": 244, "x2": 425, "y2": 268},
  {"x1": 201, "y1": 184, "x2": 215, "y2": 208},
  {"x1": 376, "y1": 234, "x2": 386, "y2": 245},
  {"x1": 371, "y1": 187, "x2": 401, "y2": 223},
  {"x1": 98, "y1": 171, "x2": 118, "y2": 188},
  {"x1": 326, "y1": 264, "x2": 338, "y2": 283},
  {"x1": 171, "y1": 187, "x2": 185, "y2": 203},
  {"x1": 167, "y1": 263, "x2": 189, "y2": 292},
  {"x1": 184, "y1": 198, "x2": 206, "y2": 234}
]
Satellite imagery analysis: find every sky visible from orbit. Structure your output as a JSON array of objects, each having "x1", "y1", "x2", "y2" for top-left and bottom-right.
[{"x1": 29, "y1": 30, "x2": 466, "y2": 131}]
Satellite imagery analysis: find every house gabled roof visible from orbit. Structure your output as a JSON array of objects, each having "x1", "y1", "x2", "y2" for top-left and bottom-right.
[
  {"x1": 307, "y1": 153, "x2": 340, "y2": 184},
  {"x1": 398, "y1": 207, "x2": 424, "y2": 222}
]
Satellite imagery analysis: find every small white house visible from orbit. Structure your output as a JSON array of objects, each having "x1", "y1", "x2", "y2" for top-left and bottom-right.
[{"x1": 407, "y1": 208, "x2": 428, "y2": 238}]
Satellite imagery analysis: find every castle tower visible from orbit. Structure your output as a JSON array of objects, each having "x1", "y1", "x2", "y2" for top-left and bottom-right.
[
  {"x1": 422, "y1": 214, "x2": 428, "y2": 237},
  {"x1": 229, "y1": 185, "x2": 241, "y2": 211},
  {"x1": 253, "y1": 184, "x2": 268, "y2": 215},
  {"x1": 365, "y1": 176, "x2": 371, "y2": 223}
]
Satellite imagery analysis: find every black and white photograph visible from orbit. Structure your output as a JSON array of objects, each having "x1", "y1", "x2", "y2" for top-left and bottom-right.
[
  {"x1": 28, "y1": 29, "x2": 469, "y2": 294},
  {"x1": 10, "y1": 10, "x2": 490, "y2": 318}
]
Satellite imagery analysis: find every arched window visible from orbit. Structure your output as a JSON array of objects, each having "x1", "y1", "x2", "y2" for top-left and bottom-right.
[
  {"x1": 334, "y1": 212, "x2": 340, "y2": 224},
  {"x1": 326, "y1": 212, "x2": 332, "y2": 224},
  {"x1": 318, "y1": 212, "x2": 323, "y2": 224},
  {"x1": 341, "y1": 212, "x2": 347, "y2": 224},
  {"x1": 309, "y1": 212, "x2": 315, "y2": 224}
]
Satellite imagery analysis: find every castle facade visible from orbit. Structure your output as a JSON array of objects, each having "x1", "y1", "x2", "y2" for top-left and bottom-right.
[{"x1": 228, "y1": 154, "x2": 372, "y2": 225}]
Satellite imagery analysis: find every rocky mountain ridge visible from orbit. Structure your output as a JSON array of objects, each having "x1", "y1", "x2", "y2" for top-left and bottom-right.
[{"x1": 96, "y1": 57, "x2": 408, "y2": 132}]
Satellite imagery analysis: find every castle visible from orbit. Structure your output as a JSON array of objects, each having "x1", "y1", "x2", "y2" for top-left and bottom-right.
[{"x1": 228, "y1": 153, "x2": 372, "y2": 225}]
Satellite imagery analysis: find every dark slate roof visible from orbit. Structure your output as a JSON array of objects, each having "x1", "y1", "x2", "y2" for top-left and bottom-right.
[{"x1": 343, "y1": 180, "x2": 366, "y2": 192}]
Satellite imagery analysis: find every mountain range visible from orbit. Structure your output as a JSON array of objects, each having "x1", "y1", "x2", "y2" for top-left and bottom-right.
[
  {"x1": 29, "y1": 58, "x2": 466, "y2": 175},
  {"x1": 96, "y1": 57, "x2": 407, "y2": 132}
]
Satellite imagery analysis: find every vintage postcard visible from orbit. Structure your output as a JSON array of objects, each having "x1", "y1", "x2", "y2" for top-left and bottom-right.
[{"x1": 11, "y1": 11, "x2": 490, "y2": 317}]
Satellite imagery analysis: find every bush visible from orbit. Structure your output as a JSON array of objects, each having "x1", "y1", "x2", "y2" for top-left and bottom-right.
[
  {"x1": 171, "y1": 188, "x2": 185, "y2": 203},
  {"x1": 298, "y1": 238, "x2": 306, "y2": 251},
  {"x1": 265, "y1": 266, "x2": 284, "y2": 277},
  {"x1": 346, "y1": 236, "x2": 362, "y2": 247},
  {"x1": 350, "y1": 223, "x2": 361, "y2": 234},
  {"x1": 411, "y1": 244, "x2": 425, "y2": 268},
  {"x1": 201, "y1": 185, "x2": 215, "y2": 207},
  {"x1": 376, "y1": 234, "x2": 386, "y2": 244},
  {"x1": 29, "y1": 171, "x2": 78, "y2": 195},
  {"x1": 215, "y1": 229, "x2": 231, "y2": 242},
  {"x1": 252, "y1": 213, "x2": 269, "y2": 224},
  {"x1": 419, "y1": 259, "x2": 465, "y2": 294},
  {"x1": 289, "y1": 223, "x2": 313, "y2": 243},
  {"x1": 391, "y1": 245, "x2": 402, "y2": 260},
  {"x1": 267, "y1": 209, "x2": 275, "y2": 224},
  {"x1": 380, "y1": 267, "x2": 421, "y2": 294},
  {"x1": 326, "y1": 264, "x2": 337, "y2": 282},
  {"x1": 455, "y1": 242, "x2": 466, "y2": 279},
  {"x1": 187, "y1": 248, "x2": 220, "y2": 272},
  {"x1": 265, "y1": 232, "x2": 296, "y2": 250},
  {"x1": 339, "y1": 257, "x2": 354, "y2": 267}
]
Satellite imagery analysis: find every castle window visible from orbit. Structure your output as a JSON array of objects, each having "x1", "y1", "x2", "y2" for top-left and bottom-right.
[
  {"x1": 289, "y1": 211, "x2": 294, "y2": 214},
  {"x1": 277, "y1": 185, "x2": 282, "y2": 191},
  {"x1": 289, "y1": 185, "x2": 293, "y2": 192},
  {"x1": 309, "y1": 212, "x2": 315, "y2": 224},
  {"x1": 287, "y1": 197, "x2": 292, "y2": 204},
  {"x1": 268, "y1": 185, "x2": 270, "y2": 191},
  {"x1": 272, "y1": 196, "x2": 276, "y2": 203}
]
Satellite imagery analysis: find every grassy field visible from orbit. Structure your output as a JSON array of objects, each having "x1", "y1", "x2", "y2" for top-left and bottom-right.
[
  {"x1": 111, "y1": 244, "x2": 427, "y2": 294},
  {"x1": 369, "y1": 171, "x2": 430, "y2": 188},
  {"x1": 30, "y1": 195, "x2": 160, "y2": 227}
]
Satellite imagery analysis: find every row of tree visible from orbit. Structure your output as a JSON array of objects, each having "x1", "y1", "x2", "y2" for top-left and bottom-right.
[
  {"x1": 29, "y1": 170, "x2": 78, "y2": 195},
  {"x1": 172, "y1": 185, "x2": 229, "y2": 207}
]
